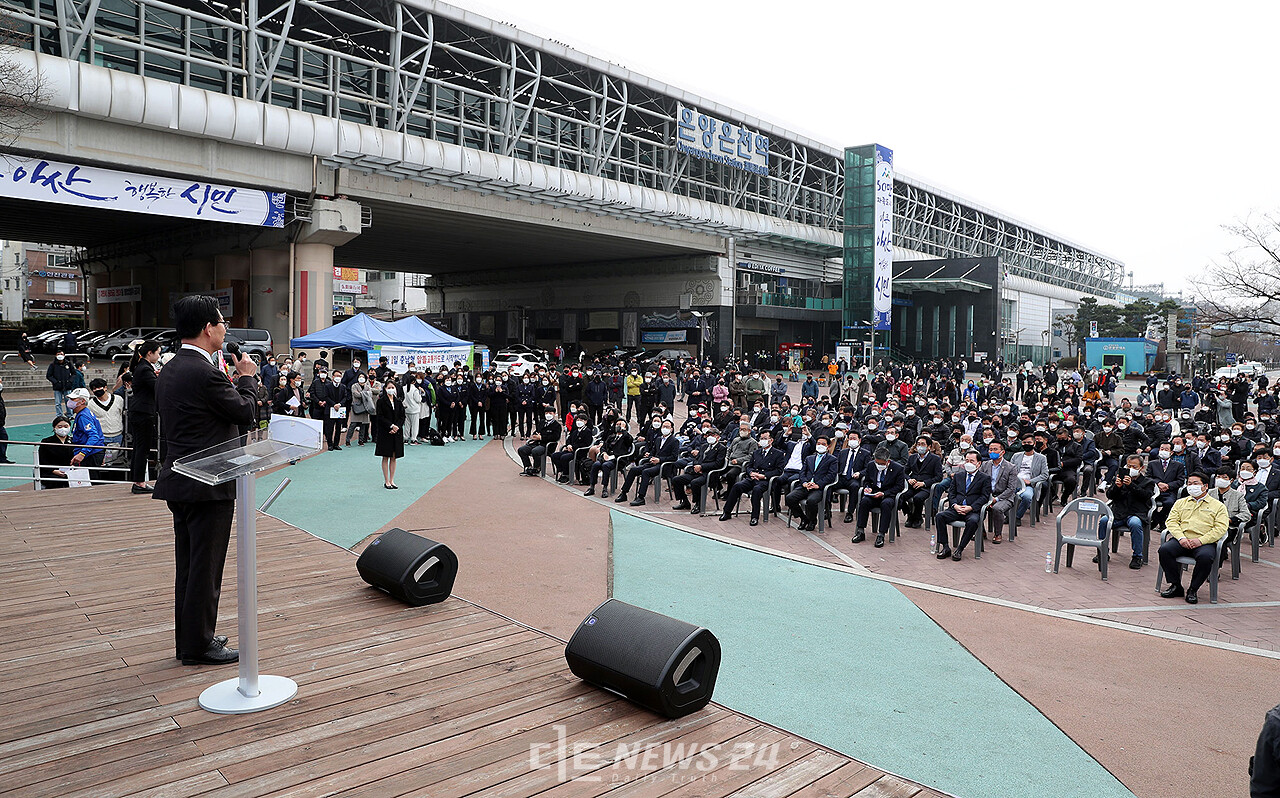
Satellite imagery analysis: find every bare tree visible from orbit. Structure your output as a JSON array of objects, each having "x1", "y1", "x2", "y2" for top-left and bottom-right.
[
  {"x1": 1195, "y1": 214, "x2": 1280, "y2": 336},
  {"x1": 0, "y1": 18, "x2": 45, "y2": 146}
]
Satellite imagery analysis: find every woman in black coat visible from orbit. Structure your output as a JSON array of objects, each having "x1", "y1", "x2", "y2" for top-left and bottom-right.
[
  {"x1": 128, "y1": 341, "x2": 162, "y2": 492},
  {"x1": 374, "y1": 382, "x2": 405, "y2": 488}
]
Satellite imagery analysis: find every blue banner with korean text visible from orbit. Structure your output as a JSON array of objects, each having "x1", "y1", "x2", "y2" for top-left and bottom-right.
[{"x1": 0, "y1": 154, "x2": 286, "y2": 227}]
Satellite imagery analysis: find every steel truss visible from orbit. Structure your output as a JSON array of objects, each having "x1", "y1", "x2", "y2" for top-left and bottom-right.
[
  {"x1": 1, "y1": 0, "x2": 1120, "y2": 293},
  {"x1": 893, "y1": 180, "x2": 1124, "y2": 295}
]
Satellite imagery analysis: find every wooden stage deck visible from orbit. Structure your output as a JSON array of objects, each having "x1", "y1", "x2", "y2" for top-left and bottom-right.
[{"x1": 0, "y1": 488, "x2": 945, "y2": 798}]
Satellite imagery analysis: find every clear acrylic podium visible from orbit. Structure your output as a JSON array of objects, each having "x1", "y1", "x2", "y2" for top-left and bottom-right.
[{"x1": 172, "y1": 415, "x2": 324, "y2": 714}]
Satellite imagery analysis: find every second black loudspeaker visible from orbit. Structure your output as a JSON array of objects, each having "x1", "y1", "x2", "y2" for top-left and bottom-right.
[
  {"x1": 356, "y1": 528, "x2": 458, "y2": 606},
  {"x1": 565, "y1": 599, "x2": 720, "y2": 718}
]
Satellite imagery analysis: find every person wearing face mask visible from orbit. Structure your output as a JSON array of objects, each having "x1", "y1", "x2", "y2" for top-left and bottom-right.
[
  {"x1": 518, "y1": 409, "x2": 562, "y2": 477},
  {"x1": 392, "y1": 371, "x2": 421, "y2": 447},
  {"x1": 38, "y1": 416, "x2": 77, "y2": 487},
  {"x1": 720, "y1": 431, "x2": 786, "y2": 525},
  {"x1": 670, "y1": 429, "x2": 726, "y2": 515},
  {"x1": 63, "y1": 387, "x2": 105, "y2": 480},
  {"x1": 86, "y1": 378, "x2": 125, "y2": 465},
  {"x1": 340, "y1": 357, "x2": 363, "y2": 389},
  {"x1": 933, "y1": 451, "x2": 991, "y2": 561},
  {"x1": 880, "y1": 425, "x2": 909, "y2": 465},
  {"x1": 901, "y1": 436, "x2": 944, "y2": 528},
  {"x1": 583, "y1": 420, "x2": 632, "y2": 497},
  {"x1": 1009, "y1": 436, "x2": 1050, "y2": 527},
  {"x1": 1104, "y1": 455, "x2": 1156, "y2": 569},
  {"x1": 465, "y1": 373, "x2": 489, "y2": 440},
  {"x1": 614, "y1": 419, "x2": 678, "y2": 506},
  {"x1": 374, "y1": 380, "x2": 405, "y2": 487},
  {"x1": 623, "y1": 369, "x2": 644, "y2": 422},
  {"x1": 852, "y1": 445, "x2": 906, "y2": 546},
  {"x1": 1210, "y1": 467, "x2": 1252, "y2": 565},
  {"x1": 785, "y1": 435, "x2": 839, "y2": 531},
  {"x1": 1187, "y1": 433, "x2": 1222, "y2": 476},
  {"x1": 46, "y1": 348, "x2": 76, "y2": 418},
  {"x1": 1072, "y1": 427, "x2": 1100, "y2": 494},
  {"x1": 1158, "y1": 472, "x2": 1228, "y2": 604},
  {"x1": 550, "y1": 415, "x2": 594, "y2": 484},
  {"x1": 514, "y1": 372, "x2": 537, "y2": 438},
  {"x1": 344, "y1": 372, "x2": 373, "y2": 446},
  {"x1": 979, "y1": 441, "x2": 1019, "y2": 544}
]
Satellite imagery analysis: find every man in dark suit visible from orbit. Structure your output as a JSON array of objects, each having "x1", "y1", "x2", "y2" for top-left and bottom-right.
[
  {"x1": 154, "y1": 295, "x2": 258, "y2": 666},
  {"x1": 720, "y1": 430, "x2": 787, "y2": 525},
  {"x1": 670, "y1": 432, "x2": 726, "y2": 515},
  {"x1": 853, "y1": 445, "x2": 906, "y2": 547},
  {"x1": 934, "y1": 451, "x2": 992, "y2": 561},
  {"x1": 786, "y1": 435, "x2": 840, "y2": 531},
  {"x1": 837, "y1": 432, "x2": 875, "y2": 523},
  {"x1": 615, "y1": 418, "x2": 679, "y2": 506},
  {"x1": 1146, "y1": 442, "x2": 1186, "y2": 530},
  {"x1": 902, "y1": 435, "x2": 944, "y2": 527}
]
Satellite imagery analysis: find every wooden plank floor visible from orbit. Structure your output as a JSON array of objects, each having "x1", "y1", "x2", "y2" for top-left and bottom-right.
[{"x1": 0, "y1": 488, "x2": 947, "y2": 798}]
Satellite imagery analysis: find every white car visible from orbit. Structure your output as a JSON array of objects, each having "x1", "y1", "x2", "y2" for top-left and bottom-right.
[{"x1": 492, "y1": 352, "x2": 543, "y2": 375}]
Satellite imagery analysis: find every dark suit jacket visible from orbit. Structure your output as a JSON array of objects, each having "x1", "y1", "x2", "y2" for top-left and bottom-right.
[
  {"x1": 799, "y1": 452, "x2": 840, "y2": 488},
  {"x1": 838, "y1": 447, "x2": 875, "y2": 481},
  {"x1": 744, "y1": 446, "x2": 787, "y2": 480},
  {"x1": 945, "y1": 470, "x2": 992, "y2": 513},
  {"x1": 905, "y1": 452, "x2": 944, "y2": 486},
  {"x1": 649, "y1": 434, "x2": 680, "y2": 463},
  {"x1": 1145, "y1": 458, "x2": 1186, "y2": 497},
  {"x1": 153, "y1": 348, "x2": 259, "y2": 503},
  {"x1": 129, "y1": 361, "x2": 157, "y2": 415},
  {"x1": 862, "y1": 460, "x2": 906, "y2": 497}
]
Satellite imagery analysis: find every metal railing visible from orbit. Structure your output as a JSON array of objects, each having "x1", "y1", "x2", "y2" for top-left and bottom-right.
[{"x1": 0, "y1": 440, "x2": 155, "y2": 490}]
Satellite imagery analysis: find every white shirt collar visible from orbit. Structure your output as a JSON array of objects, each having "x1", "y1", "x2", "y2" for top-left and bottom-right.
[{"x1": 181, "y1": 343, "x2": 217, "y2": 367}]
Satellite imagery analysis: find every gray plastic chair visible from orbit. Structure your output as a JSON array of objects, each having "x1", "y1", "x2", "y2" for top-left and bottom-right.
[
  {"x1": 946, "y1": 505, "x2": 989, "y2": 559},
  {"x1": 1155, "y1": 530, "x2": 1228, "y2": 604},
  {"x1": 1053, "y1": 497, "x2": 1113, "y2": 580}
]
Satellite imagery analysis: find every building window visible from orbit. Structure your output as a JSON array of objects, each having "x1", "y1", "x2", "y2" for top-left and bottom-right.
[
  {"x1": 47, "y1": 254, "x2": 71, "y2": 268},
  {"x1": 48, "y1": 279, "x2": 77, "y2": 295}
]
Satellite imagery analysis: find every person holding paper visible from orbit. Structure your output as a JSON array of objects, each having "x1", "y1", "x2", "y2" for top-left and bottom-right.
[{"x1": 154, "y1": 295, "x2": 258, "y2": 667}]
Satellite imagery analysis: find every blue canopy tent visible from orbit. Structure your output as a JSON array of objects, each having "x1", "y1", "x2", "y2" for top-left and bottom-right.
[{"x1": 290, "y1": 313, "x2": 473, "y2": 372}]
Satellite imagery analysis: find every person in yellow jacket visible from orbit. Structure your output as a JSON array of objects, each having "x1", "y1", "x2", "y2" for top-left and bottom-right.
[
  {"x1": 1157, "y1": 472, "x2": 1228, "y2": 604},
  {"x1": 624, "y1": 368, "x2": 644, "y2": 422}
]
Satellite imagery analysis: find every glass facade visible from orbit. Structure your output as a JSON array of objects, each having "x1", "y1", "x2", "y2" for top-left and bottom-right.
[{"x1": 842, "y1": 145, "x2": 876, "y2": 341}]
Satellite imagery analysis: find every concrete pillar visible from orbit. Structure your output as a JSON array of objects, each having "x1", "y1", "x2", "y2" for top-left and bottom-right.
[{"x1": 291, "y1": 198, "x2": 362, "y2": 342}]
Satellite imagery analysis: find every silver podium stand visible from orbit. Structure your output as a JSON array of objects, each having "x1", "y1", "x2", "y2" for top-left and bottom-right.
[{"x1": 173, "y1": 415, "x2": 324, "y2": 714}]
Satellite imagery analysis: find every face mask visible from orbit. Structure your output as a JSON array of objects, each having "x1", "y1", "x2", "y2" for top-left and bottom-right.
[
  {"x1": 616, "y1": 425, "x2": 626, "y2": 432},
  {"x1": 1102, "y1": 426, "x2": 1113, "y2": 433},
  {"x1": 386, "y1": 387, "x2": 396, "y2": 395},
  {"x1": 1274, "y1": 448, "x2": 1280, "y2": 456},
  {"x1": 933, "y1": 417, "x2": 942, "y2": 423},
  {"x1": 54, "y1": 427, "x2": 70, "y2": 437},
  {"x1": 705, "y1": 436, "x2": 718, "y2": 445},
  {"x1": 1241, "y1": 470, "x2": 1256, "y2": 481},
  {"x1": 1232, "y1": 430, "x2": 1243, "y2": 437},
  {"x1": 1197, "y1": 441, "x2": 1209, "y2": 450},
  {"x1": 816, "y1": 444, "x2": 829, "y2": 454},
  {"x1": 523, "y1": 379, "x2": 530, "y2": 384},
  {"x1": 93, "y1": 389, "x2": 106, "y2": 396},
  {"x1": 760, "y1": 439, "x2": 772, "y2": 448},
  {"x1": 989, "y1": 451, "x2": 1001, "y2": 460},
  {"x1": 770, "y1": 415, "x2": 780, "y2": 423},
  {"x1": 867, "y1": 424, "x2": 878, "y2": 432},
  {"x1": 739, "y1": 430, "x2": 750, "y2": 438},
  {"x1": 1186, "y1": 484, "x2": 1205, "y2": 498},
  {"x1": 1128, "y1": 467, "x2": 1141, "y2": 477},
  {"x1": 848, "y1": 439, "x2": 860, "y2": 448},
  {"x1": 1247, "y1": 423, "x2": 1256, "y2": 430},
  {"x1": 1036, "y1": 425, "x2": 1047, "y2": 432},
  {"x1": 1073, "y1": 432, "x2": 1084, "y2": 440},
  {"x1": 546, "y1": 415, "x2": 556, "y2": 422},
  {"x1": 1172, "y1": 444, "x2": 1183, "y2": 453},
  {"x1": 906, "y1": 409, "x2": 915, "y2": 415},
  {"x1": 982, "y1": 436, "x2": 994, "y2": 444},
  {"x1": 1258, "y1": 458, "x2": 1272, "y2": 468},
  {"x1": 963, "y1": 462, "x2": 979, "y2": 474},
  {"x1": 959, "y1": 441, "x2": 971, "y2": 450},
  {"x1": 1215, "y1": 477, "x2": 1231, "y2": 489}
]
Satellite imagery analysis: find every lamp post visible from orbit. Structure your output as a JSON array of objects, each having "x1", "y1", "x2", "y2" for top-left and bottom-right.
[{"x1": 689, "y1": 310, "x2": 707, "y2": 366}]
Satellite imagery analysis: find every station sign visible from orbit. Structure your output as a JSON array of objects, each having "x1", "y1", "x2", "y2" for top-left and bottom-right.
[{"x1": 675, "y1": 103, "x2": 770, "y2": 176}]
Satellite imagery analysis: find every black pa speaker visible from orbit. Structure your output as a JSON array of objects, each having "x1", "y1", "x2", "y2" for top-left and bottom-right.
[
  {"x1": 564, "y1": 599, "x2": 720, "y2": 718},
  {"x1": 356, "y1": 528, "x2": 458, "y2": 606}
]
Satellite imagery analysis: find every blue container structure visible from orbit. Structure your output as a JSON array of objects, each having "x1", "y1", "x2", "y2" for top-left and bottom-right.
[{"x1": 1084, "y1": 338, "x2": 1159, "y2": 375}]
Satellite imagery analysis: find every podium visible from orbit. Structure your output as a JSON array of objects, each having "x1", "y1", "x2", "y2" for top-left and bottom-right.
[{"x1": 172, "y1": 415, "x2": 324, "y2": 714}]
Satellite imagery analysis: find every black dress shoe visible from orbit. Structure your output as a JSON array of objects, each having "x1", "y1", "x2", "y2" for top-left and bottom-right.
[
  {"x1": 629, "y1": 497, "x2": 646, "y2": 507},
  {"x1": 614, "y1": 494, "x2": 628, "y2": 503},
  {"x1": 951, "y1": 550, "x2": 962, "y2": 561},
  {"x1": 689, "y1": 506, "x2": 701, "y2": 515},
  {"x1": 874, "y1": 533, "x2": 885, "y2": 548},
  {"x1": 936, "y1": 548, "x2": 952, "y2": 560},
  {"x1": 1129, "y1": 556, "x2": 1143, "y2": 570},
  {"x1": 843, "y1": 513, "x2": 854, "y2": 524},
  {"x1": 583, "y1": 487, "x2": 595, "y2": 497},
  {"x1": 1185, "y1": 590, "x2": 1199, "y2": 604},
  {"x1": 176, "y1": 635, "x2": 227, "y2": 660},
  {"x1": 852, "y1": 530, "x2": 866, "y2": 543},
  {"x1": 718, "y1": 512, "x2": 732, "y2": 522},
  {"x1": 749, "y1": 516, "x2": 758, "y2": 526},
  {"x1": 181, "y1": 642, "x2": 239, "y2": 666},
  {"x1": 1159, "y1": 584, "x2": 1184, "y2": 599},
  {"x1": 672, "y1": 501, "x2": 691, "y2": 511},
  {"x1": 131, "y1": 484, "x2": 153, "y2": 494}
]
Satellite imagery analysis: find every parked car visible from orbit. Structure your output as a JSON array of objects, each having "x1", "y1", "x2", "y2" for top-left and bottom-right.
[
  {"x1": 492, "y1": 352, "x2": 544, "y2": 375},
  {"x1": 632, "y1": 348, "x2": 692, "y2": 366},
  {"x1": 228, "y1": 327, "x2": 274, "y2": 358},
  {"x1": 30, "y1": 329, "x2": 68, "y2": 353},
  {"x1": 497, "y1": 343, "x2": 549, "y2": 361},
  {"x1": 90, "y1": 327, "x2": 171, "y2": 358}
]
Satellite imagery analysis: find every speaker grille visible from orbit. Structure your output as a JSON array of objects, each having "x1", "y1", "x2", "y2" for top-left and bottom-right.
[{"x1": 572, "y1": 600, "x2": 699, "y2": 686}]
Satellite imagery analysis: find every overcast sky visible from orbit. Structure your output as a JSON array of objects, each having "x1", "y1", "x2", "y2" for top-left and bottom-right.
[{"x1": 464, "y1": 0, "x2": 1280, "y2": 295}]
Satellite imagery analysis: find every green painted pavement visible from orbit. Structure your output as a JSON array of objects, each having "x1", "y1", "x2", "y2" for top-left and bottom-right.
[
  {"x1": 255, "y1": 438, "x2": 488, "y2": 549},
  {"x1": 609, "y1": 511, "x2": 1134, "y2": 798}
]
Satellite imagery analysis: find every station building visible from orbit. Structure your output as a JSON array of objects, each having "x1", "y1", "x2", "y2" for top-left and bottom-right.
[{"x1": 0, "y1": 0, "x2": 1124, "y2": 364}]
